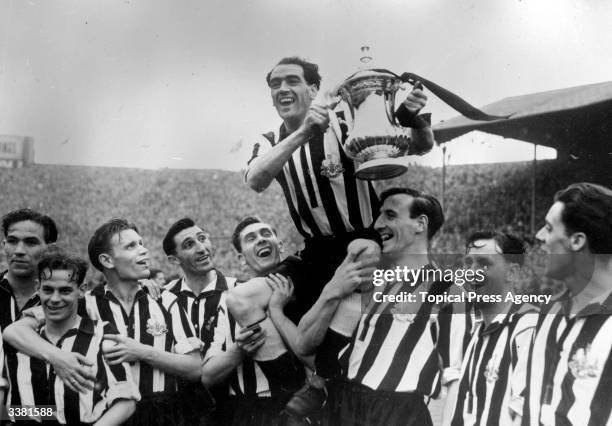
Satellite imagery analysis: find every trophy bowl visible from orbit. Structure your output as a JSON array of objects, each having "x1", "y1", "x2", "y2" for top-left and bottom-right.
[{"x1": 337, "y1": 69, "x2": 412, "y2": 180}]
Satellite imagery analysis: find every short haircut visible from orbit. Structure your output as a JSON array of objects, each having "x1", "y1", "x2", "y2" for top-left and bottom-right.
[
  {"x1": 554, "y1": 182, "x2": 612, "y2": 255},
  {"x1": 163, "y1": 217, "x2": 196, "y2": 256},
  {"x1": 232, "y1": 216, "x2": 266, "y2": 252},
  {"x1": 379, "y1": 187, "x2": 445, "y2": 240},
  {"x1": 2, "y1": 208, "x2": 58, "y2": 243},
  {"x1": 266, "y1": 57, "x2": 322, "y2": 89},
  {"x1": 466, "y1": 230, "x2": 526, "y2": 266},
  {"x1": 38, "y1": 245, "x2": 88, "y2": 286},
  {"x1": 88, "y1": 218, "x2": 140, "y2": 271}
]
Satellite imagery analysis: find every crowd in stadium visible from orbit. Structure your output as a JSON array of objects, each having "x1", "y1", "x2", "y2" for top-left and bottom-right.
[{"x1": 1, "y1": 55, "x2": 611, "y2": 426}]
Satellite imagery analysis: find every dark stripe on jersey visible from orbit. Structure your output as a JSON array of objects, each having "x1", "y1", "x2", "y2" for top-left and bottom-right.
[
  {"x1": 368, "y1": 181, "x2": 380, "y2": 220},
  {"x1": 261, "y1": 131, "x2": 309, "y2": 238},
  {"x1": 64, "y1": 328, "x2": 95, "y2": 425},
  {"x1": 416, "y1": 348, "x2": 441, "y2": 396},
  {"x1": 308, "y1": 131, "x2": 347, "y2": 235},
  {"x1": 299, "y1": 145, "x2": 318, "y2": 208},
  {"x1": 202, "y1": 293, "x2": 222, "y2": 351},
  {"x1": 485, "y1": 342, "x2": 512, "y2": 425},
  {"x1": 540, "y1": 315, "x2": 568, "y2": 407},
  {"x1": 474, "y1": 330, "x2": 500, "y2": 422},
  {"x1": 378, "y1": 302, "x2": 432, "y2": 390},
  {"x1": 31, "y1": 357, "x2": 49, "y2": 405},
  {"x1": 137, "y1": 296, "x2": 154, "y2": 393},
  {"x1": 352, "y1": 311, "x2": 394, "y2": 383},
  {"x1": 556, "y1": 314, "x2": 609, "y2": 422},
  {"x1": 338, "y1": 138, "x2": 365, "y2": 231},
  {"x1": 242, "y1": 359, "x2": 257, "y2": 396},
  {"x1": 285, "y1": 156, "x2": 322, "y2": 238}
]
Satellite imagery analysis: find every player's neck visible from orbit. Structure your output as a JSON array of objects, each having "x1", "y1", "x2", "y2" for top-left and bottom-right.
[
  {"x1": 183, "y1": 269, "x2": 216, "y2": 294},
  {"x1": 6, "y1": 271, "x2": 38, "y2": 297},
  {"x1": 44, "y1": 313, "x2": 80, "y2": 345},
  {"x1": 569, "y1": 256, "x2": 612, "y2": 314},
  {"x1": 283, "y1": 115, "x2": 305, "y2": 134},
  {"x1": 106, "y1": 276, "x2": 141, "y2": 312}
]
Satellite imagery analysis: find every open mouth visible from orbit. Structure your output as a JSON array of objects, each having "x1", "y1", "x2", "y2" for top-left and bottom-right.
[
  {"x1": 278, "y1": 96, "x2": 295, "y2": 106},
  {"x1": 196, "y1": 254, "x2": 210, "y2": 263},
  {"x1": 136, "y1": 258, "x2": 149, "y2": 267},
  {"x1": 46, "y1": 305, "x2": 66, "y2": 312},
  {"x1": 256, "y1": 246, "x2": 273, "y2": 258},
  {"x1": 379, "y1": 230, "x2": 393, "y2": 242}
]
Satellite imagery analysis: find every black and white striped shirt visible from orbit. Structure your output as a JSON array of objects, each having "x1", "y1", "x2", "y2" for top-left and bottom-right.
[
  {"x1": 8, "y1": 316, "x2": 140, "y2": 424},
  {"x1": 338, "y1": 275, "x2": 468, "y2": 395},
  {"x1": 246, "y1": 113, "x2": 380, "y2": 239},
  {"x1": 165, "y1": 270, "x2": 237, "y2": 354},
  {"x1": 450, "y1": 305, "x2": 537, "y2": 426},
  {"x1": 523, "y1": 290, "x2": 612, "y2": 426},
  {"x1": 82, "y1": 284, "x2": 195, "y2": 397},
  {"x1": 0, "y1": 272, "x2": 41, "y2": 405}
]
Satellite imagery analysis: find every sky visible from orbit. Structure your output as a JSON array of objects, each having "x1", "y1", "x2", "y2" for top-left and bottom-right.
[{"x1": 1, "y1": 0, "x2": 611, "y2": 170}]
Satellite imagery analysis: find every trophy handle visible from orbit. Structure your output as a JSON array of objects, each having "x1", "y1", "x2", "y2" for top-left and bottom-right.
[{"x1": 384, "y1": 91, "x2": 398, "y2": 126}]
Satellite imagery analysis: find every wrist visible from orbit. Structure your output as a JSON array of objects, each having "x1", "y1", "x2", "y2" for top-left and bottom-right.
[
  {"x1": 44, "y1": 345, "x2": 64, "y2": 364},
  {"x1": 322, "y1": 283, "x2": 344, "y2": 302}
]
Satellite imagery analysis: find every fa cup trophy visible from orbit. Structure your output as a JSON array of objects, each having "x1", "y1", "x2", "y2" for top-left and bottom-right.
[{"x1": 336, "y1": 47, "x2": 507, "y2": 180}]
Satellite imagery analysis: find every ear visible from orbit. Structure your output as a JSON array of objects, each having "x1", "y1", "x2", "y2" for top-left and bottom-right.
[
  {"x1": 416, "y1": 215, "x2": 429, "y2": 235},
  {"x1": 99, "y1": 253, "x2": 114, "y2": 270},
  {"x1": 506, "y1": 263, "x2": 521, "y2": 288},
  {"x1": 308, "y1": 85, "x2": 318, "y2": 101},
  {"x1": 278, "y1": 240, "x2": 285, "y2": 254},
  {"x1": 78, "y1": 283, "x2": 88, "y2": 297},
  {"x1": 237, "y1": 253, "x2": 247, "y2": 266},
  {"x1": 569, "y1": 232, "x2": 587, "y2": 252}
]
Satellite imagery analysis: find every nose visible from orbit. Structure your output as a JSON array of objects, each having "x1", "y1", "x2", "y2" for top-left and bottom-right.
[
  {"x1": 279, "y1": 79, "x2": 290, "y2": 92},
  {"x1": 534, "y1": 227, "x2": 545, "y2": 244},
  {"x1": 13, "y1": 241, "x2": 26, "y2": 255},
  {"x1": 50, "y1": 290, "x2": 62, "y2": 303},
  {"x1": 374, "y1": 215, "x2": 385, "y2": 231}
]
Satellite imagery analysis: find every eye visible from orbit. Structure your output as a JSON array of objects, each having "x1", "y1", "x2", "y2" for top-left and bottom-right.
[
  {"x1": 287, "y1": 77, "x2": 301, "y2": 85},
  {"x1": 269, "y1": 79, "x2": 281, "y2": 89},
  {"x1": 197, "y1": 234, "x2": 207, "y2": 242},
  {"x1": 184, "y1": 240, "x2": 194, "y2": 249}
]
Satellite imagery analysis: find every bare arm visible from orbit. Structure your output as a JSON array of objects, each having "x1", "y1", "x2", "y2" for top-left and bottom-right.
[
  {"x1": 296, "y1": 252, "x2": 375, "y2": 356},
  {"x1": 93, "y1": 399, "x2": 136, "y2": 426},
  {"x1": 266, "y1": 274, "x2": 315, "y2": 369},
  {"x1": 3, "y1": 315, "x2": 95, "y2": 392},
  {"x1": 201, "y1": 328, "x2": 265, "y2": 386}
]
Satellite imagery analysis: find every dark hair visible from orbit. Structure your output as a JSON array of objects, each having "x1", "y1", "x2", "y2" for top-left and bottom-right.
[
  {"x1": 379, "y1": 187, "x2": 445, "y2": 240},
  {"x1": 88, "y1": 218, "x2": 140, "y2": 271},
  {"x1": 163, "y1": 218, "x2": 197, "y2": 256},
  {"x1": 466, "y1": 230, "x2": 526, "y2": 266},
  {"x1": 266, "y1": 57, "x2": 322, "y2": 89},
  {"x1": 554, "y1": 182, "x2": 612, "y2": 254},
  {"x1": 232, "y1": 216, "x2": 278, "y2": 252},
  {"x1": 2, "y1": 208, "x2": 58, "y2": 243},
  {"x1": 38, "y1": 245, "x2": 88, "y2": 286}
]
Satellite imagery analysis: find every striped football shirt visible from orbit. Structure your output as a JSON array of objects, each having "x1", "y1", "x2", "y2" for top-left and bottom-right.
[
  {"x1": 8, "y1": 316, "x2": 139, "y2": 424},
  {"x1": 82, "y1": 284, "x2": 195, "y2": 397},
  {"x1": 523, "y1": 290, "x2": 612, "y2": 426},
  {"x1": 338, "y1": 272, "x2": 469, "y2": 396},
  {"x1": 450, "y1": 304, "x2": 538, "y2": 426},
  {"x1": 245, "y1": 112, "x2": 380, "y2": 239}
]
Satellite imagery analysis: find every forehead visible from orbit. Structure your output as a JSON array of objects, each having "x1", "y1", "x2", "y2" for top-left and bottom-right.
[
  {"x1": 40, "y1": 269, "x2": 77, "y2": 287},
  {"x1": 174, "y1": 225, "x2": 206, "y2": 244},
  {"x1": 466, "y1": 239, "x2": 502, "y2": 255},
  {"x1": 7, "y1": 220, "x2": 45, "y2": 239},
  {"x1": 382, "y1": 194, "x2": 414, "y2": 214},
  {"x1": 240, "y1": 223, "x2": 274, "y2": 239},
  {"x1": 269, "y1": 64, "x2": 306, "y2": 81},
  {"x1": 546, "y1": 201, "x2": 565, "y2": 225},
  {"x1": 110, "y1": 229, "x2": 141, "y2": 248}
]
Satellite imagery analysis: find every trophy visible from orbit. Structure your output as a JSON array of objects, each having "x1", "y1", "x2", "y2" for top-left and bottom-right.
[{"x1": 336, "y1": 47, "x2": 508, "y2": 180}]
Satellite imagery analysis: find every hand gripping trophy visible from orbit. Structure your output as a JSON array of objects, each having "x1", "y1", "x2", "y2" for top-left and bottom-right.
[{"x1": 335, "y1": 46, "x2": 507, "y2": 180}]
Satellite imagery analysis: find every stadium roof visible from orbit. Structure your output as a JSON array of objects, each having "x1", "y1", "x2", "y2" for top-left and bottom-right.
[{"x1": 432, "y1": 81, "x2": 612, "y2": 151}]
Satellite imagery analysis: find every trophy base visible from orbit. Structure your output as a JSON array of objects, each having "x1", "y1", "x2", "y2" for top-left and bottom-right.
[{"x1": 355, "y1": 157, "x2": 408, "y2": 180}]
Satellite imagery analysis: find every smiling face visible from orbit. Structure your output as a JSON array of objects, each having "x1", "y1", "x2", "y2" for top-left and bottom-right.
[
  {"x1": 104, "y1": 229, "x2": 150, "y2": 281},
  {"x1": 268, "y1": 64, "x2": 317, "y2": 127},
  {"x1": 463, "y1": 239, "x2": 511, "y2": 299},
  {"x1": 374, "y1": 194, "x2": 425, "y2": 256},
  {"x1": 3, "y1": 220, "x2": 48, "y2": 279},
  {"x1": 171, "y1": 226, "x2": 215, "y2": 276},
  {"x1": 238, "y1": 222, "x2": 282, "y2": 275},
  {"x1": 39, "y1": 269, "x2": 80, "y2": 325}
]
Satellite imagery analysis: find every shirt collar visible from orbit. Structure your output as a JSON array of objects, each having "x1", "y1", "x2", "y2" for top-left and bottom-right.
[
  {"x1": 179, "y1": 270, "x2": 228, "y2": 297},
  {"x1": 555, "y1": 288, "x2": 612, "y2": 318},
  {"x1": 40, "y1": 315, "x2": 95, "y2": 345},
  {"x1": 92, "y1": 283, "x2": 148, "y2": 303}
]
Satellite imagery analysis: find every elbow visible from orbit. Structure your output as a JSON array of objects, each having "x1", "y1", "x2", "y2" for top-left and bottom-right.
[
  {"x1": 409, "y1": 128, "x2": 435, "y2": 156},
  {"x1": 294, "y1": 335, "x2": 315, "y2": 358},
  {"x1": 246, "y1": 175, "x2": 267, "y2": 193},
  {"x1": 2, "y1": 324, "x2": 18, "y2": 347}
]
